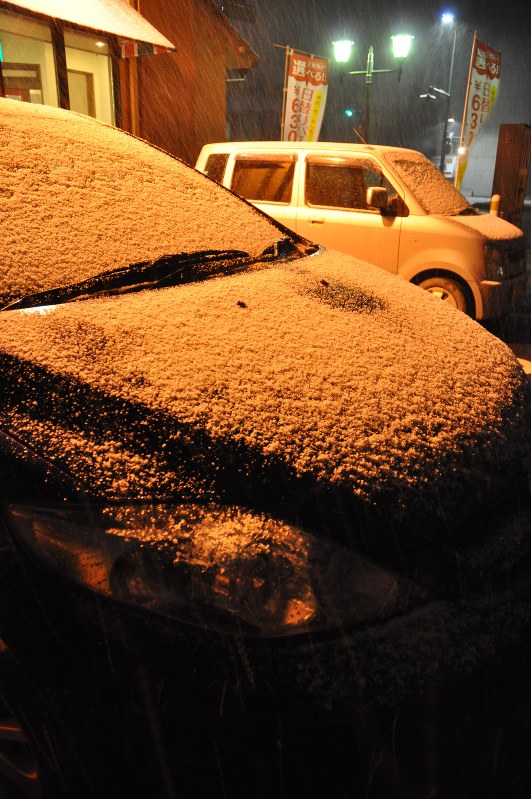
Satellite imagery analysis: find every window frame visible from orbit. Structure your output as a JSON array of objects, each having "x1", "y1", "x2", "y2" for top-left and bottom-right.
[
  {"x1": 228, "y1": 152, "x2": 298, "y2": 205},
  {"x1": 304, "y1": 153, "x2": 404, "y2": 215}
]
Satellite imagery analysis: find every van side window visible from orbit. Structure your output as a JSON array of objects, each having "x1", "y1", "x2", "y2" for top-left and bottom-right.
[
  {"x1": 203, "y1": 153, "x2": 229, "y2": 184},
  {"x1": 231, "y1": 154, "x2": 296, "y2": 204},
  {"x1": 305, "y1": 156, "x2": 401, "y2": 213},
  {"x1": 364, "y1": 167, "x2": 396, "y2": 197}
]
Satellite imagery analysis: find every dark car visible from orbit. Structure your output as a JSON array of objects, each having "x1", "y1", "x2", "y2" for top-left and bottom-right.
[{"x1": 0, "y1": 98, "x2": 530, "y2": 799}]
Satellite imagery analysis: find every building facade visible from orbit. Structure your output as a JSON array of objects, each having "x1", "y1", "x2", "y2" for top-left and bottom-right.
[
  {"x1": 121, "y1": 0, "x2": 257, "y2": 165},
  {"x1": 0, "y1": 0, "x2": 256, "y2": 164}
]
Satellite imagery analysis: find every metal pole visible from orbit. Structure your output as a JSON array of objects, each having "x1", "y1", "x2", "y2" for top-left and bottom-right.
[
  {"x1": 344, "y1": 44, "x2": 406, "y2": 143},
  {"x1": 277, "y1": 44, "x2": 291, "y2": 141},
  {"x1": 455, "y1": 31, "x2": 477, "y2": 187},
  {"x1": 439, "y1": 26, "x2": 457, "y2": 173},
  {"x1": 365, "y1": 45, "x2": 374, "y2": 143}
]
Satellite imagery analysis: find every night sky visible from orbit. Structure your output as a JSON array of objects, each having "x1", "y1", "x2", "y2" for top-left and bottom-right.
[{"x1": 219, "y1": 0, "x2": 531, "y2": 157}]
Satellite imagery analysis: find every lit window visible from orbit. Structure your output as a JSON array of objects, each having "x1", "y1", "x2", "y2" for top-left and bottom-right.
[
  {"x1": 64, "y1": 29, "x2": 114, "y2": 125},
  {"x1": 0, "y1": 10, "x2": 57, "y2": 107}
]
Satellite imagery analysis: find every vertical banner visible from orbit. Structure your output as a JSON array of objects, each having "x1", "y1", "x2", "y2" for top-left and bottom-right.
[
  {"x1": 456, "y1": 35, "x2": 501, "y2": 188},
  {"x1": 282, "y1": 49, "x2": 330, "y2": 142}
]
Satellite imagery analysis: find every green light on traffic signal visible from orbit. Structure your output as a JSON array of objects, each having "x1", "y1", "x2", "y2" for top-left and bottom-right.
[{"x1": 344, "y1": 109, "x2": 354, "y2": 117}]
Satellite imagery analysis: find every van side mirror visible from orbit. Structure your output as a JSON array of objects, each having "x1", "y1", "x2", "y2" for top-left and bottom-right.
[{"x1": 366, "y1": 186, "x2": 388, "y2": 209}]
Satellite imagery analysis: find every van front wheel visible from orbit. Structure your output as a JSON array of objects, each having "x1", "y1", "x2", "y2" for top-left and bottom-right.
[{"x1": 417, "y1": 276, "x2": 469, "y2": 314}]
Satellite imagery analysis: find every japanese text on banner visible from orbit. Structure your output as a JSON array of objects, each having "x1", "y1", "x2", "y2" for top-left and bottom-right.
[
  {"x1": 283, "y1": 50, "x2": 330, "y2": 142},
  {"x1": 456, "y1": 38, "x2": 500, "y2": 188}
]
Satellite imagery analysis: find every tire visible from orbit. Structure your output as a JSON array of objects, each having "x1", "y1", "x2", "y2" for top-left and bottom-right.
[{"x1": 417, "y1": 276, "x2": 470, "y2": 314}]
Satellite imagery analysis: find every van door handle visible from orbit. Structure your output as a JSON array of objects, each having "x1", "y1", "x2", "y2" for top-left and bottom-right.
[{"x1": 309, "y1": 217, "x2": 325, "y2": 224}]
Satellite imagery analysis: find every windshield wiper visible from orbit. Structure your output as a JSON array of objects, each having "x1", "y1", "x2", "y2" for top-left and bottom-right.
[
  {"x1": 455, "y1": 207, "x2": 480, "y2": 216},
  {"x1": 2, "y1": 249, "x2": 251, "y2": 311},
  {"x1": 3, "y1": 238, "x2": 313, "y2": 312}
]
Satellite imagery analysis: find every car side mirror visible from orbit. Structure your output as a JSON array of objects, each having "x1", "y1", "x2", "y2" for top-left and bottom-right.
[{"x1": 366, "y1": 186, "x2": 388, "y2": 210}]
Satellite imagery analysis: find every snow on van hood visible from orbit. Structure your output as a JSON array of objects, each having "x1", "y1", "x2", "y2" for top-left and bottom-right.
[
  {"x1": 450, "y1": 211, "x2": 525, "y2": 241},
  {"x1": 383, "y1": 148, "x2": 523, "y2": 242},
  {"x1": 0, "y1": 248, "x2": 528, "y2": 554}
]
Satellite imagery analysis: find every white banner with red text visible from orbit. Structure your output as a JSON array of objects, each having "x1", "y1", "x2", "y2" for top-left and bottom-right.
[
  {"x1": 456, "y1": 37, "x2": 501, "y2": 188},
  {"x1": 282, "y1": 50, "x2": 330, "y2": 142}
]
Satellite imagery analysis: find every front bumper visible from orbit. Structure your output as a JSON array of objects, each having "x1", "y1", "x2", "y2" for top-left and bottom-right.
[
  {"x1": 2, "y1": 491, "x2": 531, "y2": 798},
  {"x1": 479, "y1": 270, "x2": 528, "y2": 319}
]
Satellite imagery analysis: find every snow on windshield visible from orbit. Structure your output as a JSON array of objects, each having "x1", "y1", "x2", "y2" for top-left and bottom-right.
[
  {"x1": 0, "y1": 99, "x2": 282, "y2": 307},
  {"x1": 384, "y1": 149, "x2": 473, "y2": 216}
]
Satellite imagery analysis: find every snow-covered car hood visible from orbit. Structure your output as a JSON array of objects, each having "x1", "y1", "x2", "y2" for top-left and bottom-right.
[
  {"x1": 449, "y1": 211, "x2": 525, "y2": 242},
  {"x1": 1, "y1": 247, "x2": 528, "y2": 555}
]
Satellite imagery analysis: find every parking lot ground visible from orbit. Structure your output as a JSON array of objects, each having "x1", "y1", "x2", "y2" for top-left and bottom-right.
[
  {"x1": 482, "y1": 199, "x2": 531, "y2": 376},
  {"x1": 504, "y1": 263, "x2": 531, "y2": 378}
]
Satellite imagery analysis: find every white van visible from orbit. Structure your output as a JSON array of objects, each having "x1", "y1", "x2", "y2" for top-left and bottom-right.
[{"x1": 196, "y1": 141, "x2": 528, "y2": 320}]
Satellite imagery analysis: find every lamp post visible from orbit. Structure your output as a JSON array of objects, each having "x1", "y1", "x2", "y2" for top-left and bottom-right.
[
  {"x1": 438, "y1": 13, "x2": 457, "y2": 173},
  {"x1": 333, "y1": 34, "x2": 413, "y2": 143}
]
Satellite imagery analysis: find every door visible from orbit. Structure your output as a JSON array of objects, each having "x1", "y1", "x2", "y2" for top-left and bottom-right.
[
  {"x1": 295, "y1": 153, "x2": 405, "y2": 273},
  {"x1": 67, "y1": 70, "x2": 96, "y2": 118}
]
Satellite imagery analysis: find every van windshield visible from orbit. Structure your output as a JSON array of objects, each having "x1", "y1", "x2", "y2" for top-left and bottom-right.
[{"x1": 383, "y1": 150, "x2": 475, "y2": 216}]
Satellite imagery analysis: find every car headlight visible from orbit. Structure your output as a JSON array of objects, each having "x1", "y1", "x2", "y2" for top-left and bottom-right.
[
  {"x1": 5, "y1": 503, "x2": 423, "y2": 637},
  {"x1": 484, "y1": 244, "x2": 507, "y2": 280}
]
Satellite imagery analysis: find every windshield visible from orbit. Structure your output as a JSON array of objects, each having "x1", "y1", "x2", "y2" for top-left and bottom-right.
[
  {"x1": 1, "y1": 239, "x2": 309, "y2": 311},
  {"x1": 0, "y1": 99, "x2": 293, "y2": 309},
  {"x1": 383, "y1": 149, "x2": 475, "y2": 216}
]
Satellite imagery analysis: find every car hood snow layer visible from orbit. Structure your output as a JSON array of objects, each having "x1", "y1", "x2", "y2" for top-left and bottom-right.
[{"x1": 1, "y1": 249, "x2": 528, "y2": 555}]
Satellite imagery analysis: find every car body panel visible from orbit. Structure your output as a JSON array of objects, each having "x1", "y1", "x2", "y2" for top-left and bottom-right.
[{"x1": 1, "y1": 247, "x2": 528, "y2": 553}]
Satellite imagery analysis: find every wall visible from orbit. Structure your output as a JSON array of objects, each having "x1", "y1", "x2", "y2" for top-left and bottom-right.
[{"x1": 132, "y1": 0, "x2": 228, "y2": 165}]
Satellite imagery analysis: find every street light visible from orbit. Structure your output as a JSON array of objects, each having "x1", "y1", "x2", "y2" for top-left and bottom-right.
[
  {"x1": 439, "y1": 12, "x2": 457, "y2": 172},
  {"x1": 332, "y1": 39, "x2": 354, "y2": 63},
  {"x1": 332, "y1": 34, "x2": 413, "y2": 143}
]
